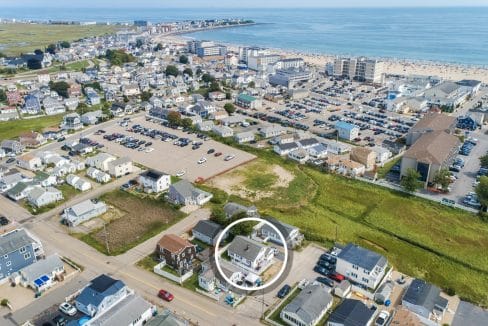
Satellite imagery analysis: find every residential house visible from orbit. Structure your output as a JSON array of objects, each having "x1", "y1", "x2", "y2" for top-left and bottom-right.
[
  {"x1": 260, "y1": 125, "x2": 285, "y2": 138},
  {"x1": 62, "y1": 199, "x2": 108, "y2": 227},
  {"x1": 196, "y1": 120, "x2": 214, "y2": 131},
  {"x1": 227, "y1": 236, "x2": 274, "y2": 274},
  {"x1": 402, "y1": 279, "x2": 449, "y2": 326},
  {"x1": 335, "y1": 121, "x2": 360, "y2": 141},
  {"x1": 235, "y1": 131, "x2": 255, "y2": 144},
  {"x1": 192, "y1": 101, "x2": 216, "y2": 119},
  {"x1": 75, "y1": 274, "x2": 130, "y2": 317},
  {"x1": 61, "y1": 113, "x2": 83, "y2": 131},
  {"x1": 6, "y1": 91, "x2": 22, "y2": 106},
  {"x1": 288, "y1": 149, "x2": 309, "y2": 164},
  {"x1": 81, "y1": 110, "x2": 103, "y2": 125},
  {"x1": 66, "y1": 174, "x2": 92, "y2": 192},
  {"x1": 13, "y1": 254, "x2": 64, "y2": 292},
  {"x1": 0, "y1": 171, "x2": 26, "y2": 192},
  {"x1": 86, "y1": 153, "x2": 116, "y2": 171},
  {"x1": 307, "y1": 144, "x2": 328, "y2": 159},
  {"x1": 256, "y1": 219, "x2": 303, "y2": 248},
  {"x1": 323, "y1": 140, "x2": 352, "y2": 155},
  {"x1": 168, "y1": 180, "x2": 213, "y2": 206},
  {"x1": 274, "y1": 142, "x2": 299, "y2": 156},
  {"x1": 19, "y1": 131, "x2": 46, "y2": 148},
  {"x1": 0, "y1": 228, "x2": 44, "y2": 281},
  {"x1": 7, "y1": 182, "x2": 36, "y2": 201},
  {"x1": 223, "y1": 202, "x2": 258, "y2": 219},
  {"x1": 192, "y1": 220, "x2": 225, "y2": 246},
  {"x1": 209, "y1": 91, "x2": 226, "y2": 101},
  {"x1": 107, "y1": 157, "x2": 133, "y2": 177},
  {"x1": 22, "y1": 94, "x2": 41, "y2": 115},
  {"x1": 86, "y1": 167, "x2": 111, "y2": 183},
  {"x1": 280, "y1": 283, "x2": 333, "y2": 326},
  {"x1": 156, "y1": 234, "x2": 196, "y2": 274},
  {"x1": 27, "y1": 186, "x2": 63, "y2": 207},
  {"x1": 33, "y1": 171, "x2": 57, "y2": 187},
  {"x1": 212, "y1": 125, "x2": 234, "y2": 138},
  {"x1": 0, "y1": 106, "x2": 19, "y2": 121},
  {"x1": 371, "y1": 146, "x2": 392, "y2": 165},
  {"x1": 406, "y1": 113, "x2": 456, "y2": 146},
  {"x1": 86, "y1": 88, "x2": 101, "y2": 105},
  {"x1": 335, "y1": 243, "x2": 388, "y2": 289},
  {"x1": 17, "y1": 154, "x2": 43, "y2": 171},
  {"x1": 139, "y1": 170, "x2": 171, "y2": 193},
  {"x1": 145, "y1": 310, "x2": 189, "y2": 326},
  {"x1": 1, "y1": 139, "x2": 24, "y2": 154},
  {"x1": 327, "y1": 299, "x2": 375, "y2": 326},
  {"x1": 236, "y1": 93, "x2": 262, "y2": 109},
  {"x1": 350, "y1": 147, "x2": 377, "y2": 171},
  {"x1": 43, "y1": 96, "x2": 66, "y2": 115}
]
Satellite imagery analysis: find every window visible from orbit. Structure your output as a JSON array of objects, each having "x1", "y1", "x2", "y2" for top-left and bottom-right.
[
  {"x1": 24, "y1": 253, "x2": 31, "y2": 260},
  {"x1": 362, "y1": 278, "x2": 369, "y2": 283},
  {"x1": 3, "y1": 254, "x2": 7, "y2": 259},
  {"x1": 6, "y1": 261, "x2": 11, "y2": 267},
  {"x1": 351, "y1": 272, "x2": 358, "y2": 278},
  {"x1": 19, "y1": 247, "x2": 26, "y2": 253},
  {"x1": 352, "y1": 264, "x2": 359, "y2": 270},
  {"x1": 364, "y1": 269, "x2": 370, "y2": 275}
]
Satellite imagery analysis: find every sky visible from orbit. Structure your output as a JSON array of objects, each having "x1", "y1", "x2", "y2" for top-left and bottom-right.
[{"x1": 2, "y1": 0, "x2": 488, "y2": 8}]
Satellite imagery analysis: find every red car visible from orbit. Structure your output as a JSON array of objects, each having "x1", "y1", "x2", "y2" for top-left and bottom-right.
[
  {"x1": 158, "y1": 289, "x2": 174, "y2": 302},
  {"x1": 214, "y1": 152, "x2": 222, "y2": 157},
  {"x1": 328, "y1": 272, "x2": 345, "y2": 283}
]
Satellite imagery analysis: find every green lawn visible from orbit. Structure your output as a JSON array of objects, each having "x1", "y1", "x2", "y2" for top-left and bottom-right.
[
  {"x1": 377, "y1": 156, "x2": 402, "y2": 179},
  {"x1": 47, "y1": 60, "x2": 91, "y2": 73},
  {"x1": 206, "y1": 146, "x2": 488, "y2": 307},
  {"x1": 0, "y1": 23, "x2": 119, "y2": 56},
  {"x1": 0, "y1": 114, "x2": 63, "y2": 140}
]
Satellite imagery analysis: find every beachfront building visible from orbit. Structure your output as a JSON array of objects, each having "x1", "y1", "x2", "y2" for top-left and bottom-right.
[
  {"x1": 333, "y1": 56, "x2": 384, "y2": 84},
  {"x1": 269, "y1": 68, "x2": 312, "y2": 88}
]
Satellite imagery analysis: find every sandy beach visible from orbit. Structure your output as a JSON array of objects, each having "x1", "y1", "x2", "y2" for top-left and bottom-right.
[{"x1": 157, "y1": 34, "x2": 488, "y2": 84}]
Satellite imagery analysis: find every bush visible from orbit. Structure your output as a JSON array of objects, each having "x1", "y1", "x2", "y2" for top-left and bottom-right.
[
  {"x1": 1, "y1": 299, "x2": 9, "y2": 307},
  {"x1": 444, "y1": 288, "x2": 456, "y2": 296},
  {"x1": 210, "y1": 188, "x2": 229, "y2": 205}
]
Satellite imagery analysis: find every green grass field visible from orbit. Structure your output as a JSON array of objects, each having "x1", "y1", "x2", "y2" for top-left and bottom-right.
[
  {"x1": 207, "y1": 148, "x2": 488, "y2": 306},
  {"x1": 0, "y1": 23, "x2": 119, "y2": 56},
  {"x1": 0, "y1": 114, "x2": 64, "y2": 140}
]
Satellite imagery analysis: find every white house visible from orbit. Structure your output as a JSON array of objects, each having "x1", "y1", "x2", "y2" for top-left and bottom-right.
[
  {"x1": 86, "y1": 167, "x2": 111, "y2": 183},
  {"x1": 27, "y1": 186, "x2": 63, "y2": 207},
  {"x1": 62, "y1": 199, "x2": 108, "y2": 227},
  {"x1": 212, "y1": 125, "x2": 234, "y2": 138},
  {"x1": 335, "y1": 121, "x2": 359, "y2": 141},
  {"x1": 66, "y1": 174, "x2": 92, "y2": 192},
  {"x1": 260, "y1": 125, "x2": 285, "y2": 138},
  {"x1": 139, "y1": 170, "x2": 171, "y2": 193},
  {"x1": 13, "y1": 254, "x2": 64, "y2": 292},
  {"x1": 17, "y1": 154, "x2": 43, "y2": 171},
  {"x1": 85, "y1": 153, "x2": 116, "y2": 172},
  {"x1": 108, "y1": 157, "x2": 133, "y2": 178},
  {"x1": 234, "y1": 131, "x2": 255, "y2": 144},
  {"x1": 227, "y1": 236, "x2": 274, "y2": 274}
]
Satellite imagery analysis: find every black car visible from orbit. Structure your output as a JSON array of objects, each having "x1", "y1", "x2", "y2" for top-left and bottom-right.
[
  {"x1": 0, "y1": 216, "x2": 9, "y2": 226},
  {"x1": 314, "y1": 265, "x2": 328, "y2": 276},
  {"x1": 277, "y1": 284, "x2": 291, "y2": 298},
  {"x1": 317, "y1": 259, "x2": 330, "y2": 268},
  {"x1": 6, "y1": 158, "x2": 15, "y2": 164},
  {"x1": 52, "y1": 315, "x2": 67, "y2": 326},
  {"x1": 316, "y1": 277, "x2": 335, "y2": 287},
  {"x1": 207, "y1": 148, "x2": 215, "y2": 154}
]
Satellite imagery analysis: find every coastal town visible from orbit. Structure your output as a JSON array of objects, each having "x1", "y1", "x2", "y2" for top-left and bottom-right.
[{"x1": 0, "y1": 14, "x2": 488, "y2": 326}]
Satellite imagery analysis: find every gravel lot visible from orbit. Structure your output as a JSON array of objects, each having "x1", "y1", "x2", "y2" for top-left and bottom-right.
[{"x1": 90, "y1": 115, "x2": 256, "y2": 182}]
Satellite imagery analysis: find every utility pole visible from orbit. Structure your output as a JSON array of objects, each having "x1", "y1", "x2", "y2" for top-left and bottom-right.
[{"x1": 103, "y1": 222, "x2": 110, "y2": 255}]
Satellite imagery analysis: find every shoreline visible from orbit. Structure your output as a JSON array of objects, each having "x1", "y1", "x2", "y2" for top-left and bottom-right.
[{"x1": 167, "y1": 28, "x2": 488, "y2": 83}]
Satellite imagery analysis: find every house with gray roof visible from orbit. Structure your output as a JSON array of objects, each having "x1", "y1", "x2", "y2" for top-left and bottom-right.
[
  {"x1": 75, "y1": 274, "x2": 129, "y2": 317},
  {"x1": 256, "y1": 218, "x2": 303, "y2": 248},
  {"x1": 402, "y1": 278, "x2": 449, "y2": 326},
  {"x1": 14, "y1": 254, "x2": 64, "y2": 292},
  {"x1": 327, "y1": 299, "x2": 375, "y2": 326},
  {"x1": 62, "y1": 199, "x2": 108, "y2": 227},
  {"x1": 168, "y1": 180, "x2": 213, "y2": 206},
  {"x1": 227, "y1": 236, "x2": 274, "y2": 274},
  {"x1": 192, "y1": 220, "x2": 225, "y2": 246},
  {"x1": 280, "y1": 283, "x2": 333, "y2": 326},
  {"x1": 27, "y1": 186, "x2": 63, "y2": 208},
  {"x1": 223, "y1": 202, "x2": 258, "y2": 219},
  {"x1": 146, "y1": 309, "x2": 189, "y2": 326},
  {"x1": 0, "y1": 228, "x2": 43, "y2": 281},
  {"x1": 335, "y1": 243, "x2": 388, "y2": 289}
]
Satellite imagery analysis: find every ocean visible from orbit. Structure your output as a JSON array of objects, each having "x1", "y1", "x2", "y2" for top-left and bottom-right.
[{"x1": 1, "y1": 7, "x2": 488, "y2": 66}]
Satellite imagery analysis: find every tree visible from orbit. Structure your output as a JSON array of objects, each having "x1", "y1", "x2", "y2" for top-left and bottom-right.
[
  {"x1": 140, "y1": 91, "x2": 152, "y2": 102},
  {"x1": 480, "y1": 154, "x2": 488, "y2": 169},
  {"x1": 135, "y1": 39, "x2": 144, "y2": 48},
  {"x1": 183, "y1": 68, "x2": 193, "y2": 77},
  {"x1": 27, "y1": 59, "x2": 42, "y2": 70},
  {"x1": 476, "y1": 176, "x2": 488, "y2": 210},
  {"x1": 154, "y1": 43, "x2": 163, "y2": 52},
  {"x1": 49, "y1": 81, "x2": 70, "y2": 98},
  {"x1": 105, "y1": 49, "x2": 135, "y2": 66},
  {"x1": 210, "y1": 207, "x2": 226, "y2": 225},
  {"x1": 0, "y1": 89, "x2": 6, "y2": 102},
  {"x1": 224, "y1": 103, "x2": 236, "y2": 115},
  {"x1": 433, "y1": 168, "x2": 451, "y2": 192},
  {"x1": 60, "y1": 41, "x2": 71, "y2": 49},
  {"x1": 196, "y1": 67, "x2": 203, "y2": 76},
  {"x1": 83, "y1": 81, "x2": 102, "y2": 92},
  {"x1": 167, "y1": 111, "x2": 182, "y2": 126},
  {"x1": 248, "y1": 81, "x2": 255, "y2": 88},
  {"x1": 209, "y1": 81, "x2": 221, "y2": 92},
  {"x1": 46, "y1": 43, "x2": 57, "y2": 54},
  {"x1": 181, "y1": 118, "x2": 193, "y2": 129},
  {"x1": 401, "y1": 168, "x2": 422, "y2": 193},
  {"x1": 165, "y1": 65, "x2": 179, "y2": 77},
  {"x1": 0, "y1": 52, "x2": 6, "y2": 58},
  {"x1": 201, "y1": 73, "x2": 215, "y2": 83},
  {"x1": 179, "y1": 55, "x2": 189, "y2": 64},
  {"x1": 34, "y1": 49, "x2": 43, "y2": 55},
  {"x1": 225, "y1": 92, "x2": 231, "y2": 100}
]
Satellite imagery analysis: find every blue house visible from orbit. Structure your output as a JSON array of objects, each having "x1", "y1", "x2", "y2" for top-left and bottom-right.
[
  {"x1": 335, "y1": 121, "x2": 360, "y2": 141},
  {"x1": 22, "y1": 94, "x2": 41, "y2": 115},
  {"x1": 457, "y1": 116, "x2": 478, "y2": 131},
  {"x1": 75, "y1": 274, "x2": 129, "y2": 317},
  {"x1": 0, "y1": 228, "x2": 44, "y2": 281}
]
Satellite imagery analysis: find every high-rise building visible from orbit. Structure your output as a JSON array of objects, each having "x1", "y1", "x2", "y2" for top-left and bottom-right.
[{"x1": 333, "y1": 57, "x2": 384, "y2": 84}]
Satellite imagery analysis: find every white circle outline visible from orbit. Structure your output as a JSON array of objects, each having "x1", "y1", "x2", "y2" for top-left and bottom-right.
[{"x1": 214, "y1": 217, "x2": 289, "y2": 291}]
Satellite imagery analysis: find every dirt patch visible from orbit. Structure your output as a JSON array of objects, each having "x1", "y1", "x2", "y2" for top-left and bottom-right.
[{"x1": 207, "y1": 161, "x2": 295, "y2": 201}]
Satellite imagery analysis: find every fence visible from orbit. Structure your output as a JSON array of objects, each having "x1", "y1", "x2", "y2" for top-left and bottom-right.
[{"x1": 154, "y1": 261, "x2": 193, "y2": 284}]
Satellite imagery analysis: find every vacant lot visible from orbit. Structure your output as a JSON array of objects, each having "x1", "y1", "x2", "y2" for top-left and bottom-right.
[
  {"x1": 206, "y1": 149, "x2": 488, "y2": 306},
  {"x1": 76, "y1": 190, "x2": 185, "y2": 255},
  {"x1": 0, "y1": 114, "x2": 63, "y2": 140},
  {"x1": 0, "y1": 23, "x2": 118, "y2": 56}
]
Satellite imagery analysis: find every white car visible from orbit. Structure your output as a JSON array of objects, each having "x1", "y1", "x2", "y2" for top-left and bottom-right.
[
  {"x1": 375, "y1": 310, "x2": 390, "y2": 326},
  {"x1": 176, "y1": 170, "x2": 186, "y2": 177},
  {"x1": 59, "y1": 302, "x2": 77, "y2": 316},
  {"x1": 198, "y1": 157, "x2": 207, "y2": 164},
  {"x1": 145, "y1": 147, "x2": 154, "y2": 153},
  {"x1": 224, "y1": 154, "x2": 235, "y2": 161}
]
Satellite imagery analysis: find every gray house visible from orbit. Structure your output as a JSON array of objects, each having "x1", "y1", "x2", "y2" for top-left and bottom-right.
[
  {"x1": 1, "y1": 139, "x2": 24, "y2": 154},
  {"x1": 280, "y1": 283, "x2": 333, "y2": 326},
  {"x1": 192, "y1": 220, "x2": 224, "y2": 246},
  {"x1": 327, "y1": 299, "x2": 375, "y2": 326},
  {"x1": 257, "y1": 219, "x2": 303, "y2": 248},
  {"x1": 223, "y1": 202, "x2": 258, "y2": 219},
  {"x1": 0, "y1": 228, "x2": 44, "y2": 281},
  {"x1": 167, "y1": 180, "x2": 213, "y2": 206},
  {"x1": 62, "y1": 199, "x2": 108, "y2": 227},
  {"x1": 227, "y1": 236, "x2": 274, "y2": 274},
  {"x1": 402, "y1": 278, "x2": 449, "y2": 326}
]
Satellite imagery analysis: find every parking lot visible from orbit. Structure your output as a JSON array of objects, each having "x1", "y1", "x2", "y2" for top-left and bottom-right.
[{"x1": 89, "y1": 115, "x2": 256, "y2": 182}]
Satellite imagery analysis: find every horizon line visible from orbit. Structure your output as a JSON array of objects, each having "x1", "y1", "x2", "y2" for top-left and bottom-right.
[{"x1": 2, "y1": 5, "x2": 488, "y2": 9}]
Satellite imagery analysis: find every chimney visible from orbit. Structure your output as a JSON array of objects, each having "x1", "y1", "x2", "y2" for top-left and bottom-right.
[{"x1": 245, "y1": 245, "x2": 249, "y2": 251}]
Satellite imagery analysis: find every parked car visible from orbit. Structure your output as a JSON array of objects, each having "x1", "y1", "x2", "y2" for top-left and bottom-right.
[
  {"x1": 375, "y1": 310, "x2": 390, "y2": 326},
  {"x1": 207, "y1": 148, "x2": 215, "y2": 154},
  {"x1": 52, "y1": 315, "x2": 67, "y2": 326},
  {"x1": 214, "y1": 152, "x2": 222, "y2": 157},
  {"x1": 224, "y1": 154, "x2": 236, "y2": 161},
  {"x1": 176, "y1": 170, "x2": 186, "y2": 177},
  {"x1": 158, "y1": 289, "x2": 174, "y2": 302},
  {"x1": 328, "y1": 272, "x2": 345, "y2": 282},
  {"x1": 197, "y1": 157, "x2": 207, "y2": 164},
  {"x1": 314, "y1": 266, "x2": 328, "y2": 276},
  {"x1": 59, "y1": 302, "x2": 77, "y2": 316},
  {"x1": 6, "y1": 158, "x2": 15, "y2": 164},
  {"x1": 316, "y1": 277, "x2": 335, "y2": 287},
  {"x1": 277, "y1": 284, "x2": 291, "y2": 298},
  {"x1": 440, "y1": 198, "x2": 455, "y2": 207},
  {"x1": 0, "y1": 216, "x2": 9, "y2": 226}
]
